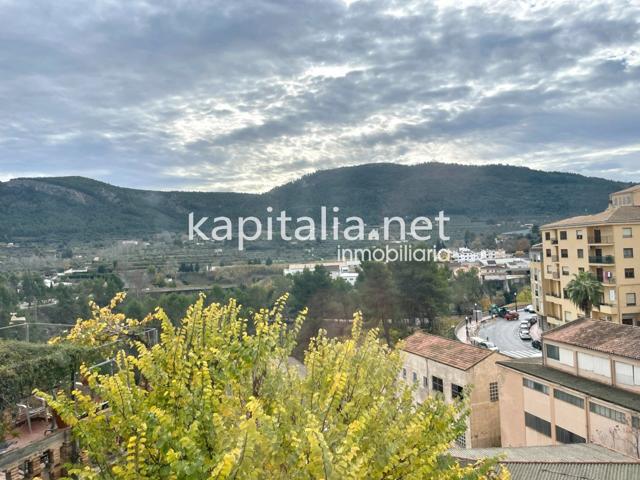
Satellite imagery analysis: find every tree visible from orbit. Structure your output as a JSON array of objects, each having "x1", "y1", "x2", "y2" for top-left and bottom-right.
[
  {"x1": 390, "y1": 259, "x2": 451, "y2": 332},
  {"x1": 566, "y1": 271, "x2": 603, "y2": 318},
  {"x1": 516, "y1": 287, "x2": 532, "y2": 306},
  {"x1": 355, "y1": 261, "x2": 397, "y2": 345},
  {"x1": 41, "y1": 295, "x2": 506, "y2": 479},
  {"x1": 21, "y1": 272, "x2": 46, "y2": 306},
  {"x1": 450, "y1": 268, "x2": 483, "y2": 316}
]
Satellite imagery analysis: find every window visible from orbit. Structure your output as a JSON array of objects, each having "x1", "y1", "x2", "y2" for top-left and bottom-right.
[
  {"x1": 455, "y1": 432, "x2": 466, "y2": 448},
  {"x1": 564, "y1": 311, "x2": 572, "y2": 322},
  {"x1": 562, "y1": 266, "x2": 570, "y2": 276},
  {"x1": 578, "y1": 352, "x2": 611, "y2": 377},
  {"x1": 523, "y1": 378, "x2": 549, "y2": 395},
  {"x1": 412, "y1": 371, "x2": 417, "y2": 383},
  {"x1": 627, "y1": 293, "x2": 637, "y2": 306},
  {"x1": 633, "y1": 416, "x2": 640, "y2": 429},
  {"x1": 625, "y1": 268, "x2": 635, "y2": 279},
  {"x1": 545, "y1": 232, "x2": 551, "y2": 240},
  {"x1": 577, "y1": 249, "x2": 584, "y2": 259},
  {"x1": 561, "y1": 249, "x2": 568, "y2": 258},
  {"x1": 624, "y1": 248, "x2": 634, "y2": 259},
  {"x1": 452, "y1": 384, "x2": 464, "y2": 399},
  {"x1": 546, "y1": 344, "x2": 560, "y2": 360},
  {"x1": 489, "y1": 382, "x2": 499, "y2": 402},
  {"x1": 554, "y1": 389, "x2": 584, "y2": 408},
  {"x1": 576, "y1": 230, "x2": 583, "y2": 240},
  {"x1": 546, "y1": 249, "x2": 552, "y2": 258},
  {"x1": 432, "y1": 376, "x2": 443, "y2": 393},
  {"x1": 555, "y1": 425, "x2": 586, "y2": 444},
  {"x1": 423, "y1": 376, "x2": 428, "y2": 389},
  {"x1": 590, "y1": 402, "x2": 626, "y2": 424},
  {"x1": 560, "y1": 231, "x2": 567, "y2": 240},
  {"x1": 615, "y1": 361, "x2": 640, "y2": 387},
  {"x1": 579, "y1": 267, "x2": 585, "y2": 273},
  {"x1": 402, "y1": 368, "x2": 406, "y2": 380},
  {"x1": 525, "y1": 412, "x2": 551, "y2": 437},
  {"x1": 623, "y1": 228, "x2": 633, "y2": 238}
]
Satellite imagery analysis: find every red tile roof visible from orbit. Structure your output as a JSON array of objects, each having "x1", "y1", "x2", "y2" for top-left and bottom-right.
[
  {"x1": 543, "y1": 318, "x2": 640, "y2": 360},
  {"x1": 402, "y1": 332, "x2": 493, "y2": 370}
]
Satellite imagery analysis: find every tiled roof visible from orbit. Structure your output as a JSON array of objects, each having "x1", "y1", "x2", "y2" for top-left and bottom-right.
[
  {"x1": 543, "y1": 318, "x2": 640, "y2": 360},
  {"x1": 502, "y1": 463, "x2": 640, "y2": 480},
  {"x1": 450, "y1": 443, "x2": 635, "y2": 463},
  {"x1": 402, "y1": 332, "x2": 493, "y2": 370},
  {"x1": 542, "y1": 205, "x2": 640, "y2": 228},
  {"x1": 497, "y1": 358, "x2": 640, "y2": 412},
  {"x1": 613, "y1": 184, "x2": 640, "y2": 195}
]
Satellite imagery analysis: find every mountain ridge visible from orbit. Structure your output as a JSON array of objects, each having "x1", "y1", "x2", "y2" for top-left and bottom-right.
[{"x1": 0, "y1": 162, "x2": 631, "y2": 242}]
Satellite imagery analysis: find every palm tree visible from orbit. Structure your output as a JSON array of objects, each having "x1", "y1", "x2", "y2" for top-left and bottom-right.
[{"x1": 566, "y1": 271, "x2": 603, "y2": 318}]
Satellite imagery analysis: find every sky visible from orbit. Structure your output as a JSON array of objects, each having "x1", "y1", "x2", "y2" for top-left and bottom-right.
[{"x1": 0, "y1": 0, "x2": 639, "y2": 192}]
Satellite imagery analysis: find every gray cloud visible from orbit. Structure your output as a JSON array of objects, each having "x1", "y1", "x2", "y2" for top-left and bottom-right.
[{"x1": 0, "y1": 0, "x2": 639, "y2": 191}]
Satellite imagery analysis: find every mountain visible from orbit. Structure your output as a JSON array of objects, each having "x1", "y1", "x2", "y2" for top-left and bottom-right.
[{"x1": 0, "y1": 163, "x2": 630, "y2": 242}]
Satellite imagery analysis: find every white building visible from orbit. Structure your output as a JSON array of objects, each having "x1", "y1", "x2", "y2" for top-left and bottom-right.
[{"x1": 284, "y1": 261, "x2": 361, "y2": 285}]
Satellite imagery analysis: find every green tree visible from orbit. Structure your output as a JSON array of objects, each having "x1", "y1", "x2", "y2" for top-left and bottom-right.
[
  {"x1": 41, "y1": 296, "x2": 506, "y2": 479},
  {"x1": 21, "y1": 272, "x2": 46, "y2": 306},
  {"x1": 516, "y1": 287, "x2": 532, "y2": 306},
  {"x1": 450, "y1": 268, "x2": 483, "y2": 315},
  {"x1": 566, "y1": 271, "x2": 603, "y2": 318},
  {"x1": 355, "y1": 261, "x2": 397, "y2": 345},
  {"x1": 390, "y1": 259, "x2": 451, "y2": 332}
]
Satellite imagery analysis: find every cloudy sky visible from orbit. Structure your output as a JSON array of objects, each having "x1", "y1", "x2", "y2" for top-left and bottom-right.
[{"x1": 1, "y1": 0, "x2": 639, "y2": 192}]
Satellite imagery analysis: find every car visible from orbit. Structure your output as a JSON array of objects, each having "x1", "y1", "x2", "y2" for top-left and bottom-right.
[
  {"x1": 528, "y1": 316, "x2": 538, "y2": 326},
  {"x1": 469, "y1": 337, "x2": 499, "y2": 352},
  {"x1": 519, "y1": 329, "x2": 532, "y2": 340},
  {"x1": 520, "y1": 320, "x2": 530, "y2": 329},
  {"x1": 531, "y1": 340, "x2": 542, "y2": 350},
  {"x1": 504, "y1": 311, "x2": 520, "y2": 321},
  {"x1": 524, "y1": 305, "x2": 534, "y2": 313}
]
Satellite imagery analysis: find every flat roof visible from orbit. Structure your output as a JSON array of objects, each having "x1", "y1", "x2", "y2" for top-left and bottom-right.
[
  {"x1": 497, "y1": 358, "x2": 640, "y2": 413},
  {"x1": 543, "y1": 318, "x2": 640, "y2": 360}
]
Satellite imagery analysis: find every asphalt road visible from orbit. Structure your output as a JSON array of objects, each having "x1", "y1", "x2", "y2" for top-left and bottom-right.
[{"x1": 475, "y1": 310, "x2": 542, "y2": 359}]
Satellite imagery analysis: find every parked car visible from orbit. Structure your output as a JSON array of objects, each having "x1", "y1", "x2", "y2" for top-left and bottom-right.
[
  {"x1": 470, "y1": 337, "x2": 499, "y2": 352},
  {"x1": 519, "y1": 329, "x2": 532, "y2": 340},
  {"x1": 531, "y1": 340, "x2": 542, "y2": 350},
  {"x1": 504, "y1": 311, "x2": 520, "y2": 321},
  {"x1": 528, "y1": 316, "x2": 538, "y2": 326},
  {"x1": 520, "y1": 320, "x2": 530, "y2": 329},
  {"x1": 524, "y1": 305, "x2": 534, "y2": 313}
]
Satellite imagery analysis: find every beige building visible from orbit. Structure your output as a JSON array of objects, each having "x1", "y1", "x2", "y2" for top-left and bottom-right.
[
  {"x1": 498, "y1": 319, "x2": 640, "y2": 458},
  {"x1": 401, "y1": 332, "x2": 506, "y2": 448},
  {"x1": 535, "y1": 185, "x2": 640, "y2": 327},
  {"x1": 529, "y1": 243, "x2": 544, "y2": 317}
]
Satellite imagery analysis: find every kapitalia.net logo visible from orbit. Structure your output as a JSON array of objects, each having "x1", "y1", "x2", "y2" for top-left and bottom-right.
[{"x1": 188, "y1": 207, "x2": 452, "y2": 262}]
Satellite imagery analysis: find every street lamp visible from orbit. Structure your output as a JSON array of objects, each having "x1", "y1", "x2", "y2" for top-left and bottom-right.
[{"x1": 514, "y1": 289, "x2": 518, "y2": 312}]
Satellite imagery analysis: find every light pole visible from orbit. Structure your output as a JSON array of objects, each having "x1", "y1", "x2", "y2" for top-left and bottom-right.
[
  {"x1": 514, "y1": 289, "x2": 518, "y2": 312},
  {"x1": 465, "y1": 316, "x2": 470, "y2": 340}
]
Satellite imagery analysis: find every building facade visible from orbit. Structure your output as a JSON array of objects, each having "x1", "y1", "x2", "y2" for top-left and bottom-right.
[
  {"x1": 537, "y1": 185, "x2": 640, "y2": 327},
  {"x1": 498, "y1": 319, "x2": 640, "y2": 458},
  {"x1": 401, "y1": 332, "x2": 506, "y2": 448}
]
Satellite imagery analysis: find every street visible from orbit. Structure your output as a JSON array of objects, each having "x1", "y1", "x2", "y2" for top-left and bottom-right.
[{"x1": 475, "y1": 309, "x2": 542, "y2": 359}]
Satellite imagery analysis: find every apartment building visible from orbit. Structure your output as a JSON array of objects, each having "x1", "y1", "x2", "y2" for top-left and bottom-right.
[
  {"x1": 529, "y1": 243, "x2": 544, "y2": 318},
  {"x1": 498, "y1": 319, "x2": 640, "y2": 458},
  {"x1": 401, "y1": 332, "x2": 507, "y2": 448},
  {"x1": 536, "y1": 184, "x2": 640, "y2": 327}
]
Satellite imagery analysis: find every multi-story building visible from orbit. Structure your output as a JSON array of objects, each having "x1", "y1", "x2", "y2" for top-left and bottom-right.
[
  {"x1": 498, "y1": 318, "x2": 640, "y2": 458},
  {"x1": 537, "y1": 184, "x2": 640, "y2": 327},
  {"x1": 529, "y1": 243, "x2": 544, "y2": 319},
  {"x1": 401, "y1": 332, "x2": 507, "y2": 448}
]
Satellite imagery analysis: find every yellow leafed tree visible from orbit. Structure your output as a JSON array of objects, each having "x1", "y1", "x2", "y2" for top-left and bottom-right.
[{"x1": 39, "y1": 294, "x2": 508, "y2": 479}]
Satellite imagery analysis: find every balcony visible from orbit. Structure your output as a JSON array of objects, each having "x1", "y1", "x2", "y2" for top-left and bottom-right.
[
  {"x1": 589, "y1": 255, "x2": 615, "y2": 265},
  {"x1": 551, "y1": 271, "x2": 560, "y2": 279},
  {"x1": 545, "y1": 293, "x2": 562, "y2": 303},
  {"x1": 596, "y1": 276, "x2": 616, "y2": 285},
  {"x1": 594, "y1": 302, "x2": 618, "y2": 315},
  {"x1": 551, "y1": 255, "x2": 559, "y2": 262},
  {"x1": 588, "y1": 235, "x2": 614, "y2": 245}
]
